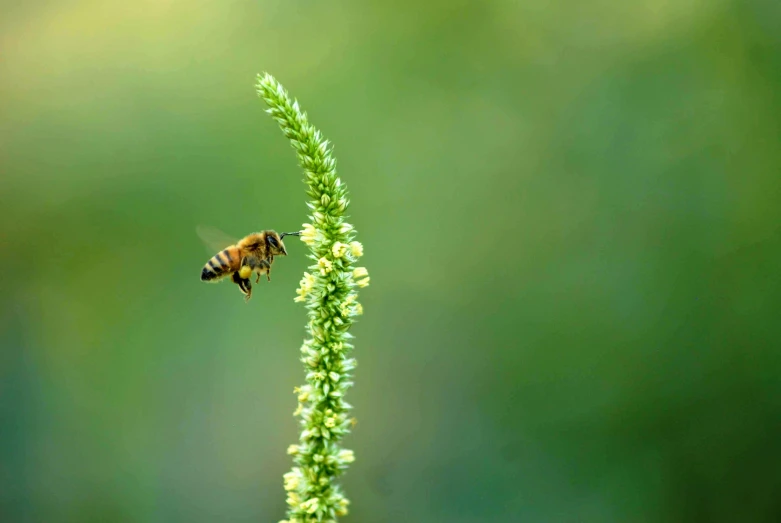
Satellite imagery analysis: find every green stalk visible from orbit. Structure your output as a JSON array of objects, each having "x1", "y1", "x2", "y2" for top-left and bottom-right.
[{"x1": 257, "y1": 73, "x2": 369, "y2": 523}]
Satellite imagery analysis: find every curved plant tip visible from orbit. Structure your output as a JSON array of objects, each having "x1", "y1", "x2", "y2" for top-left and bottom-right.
[{"x1": 257, "y1": 73, "x2": 368, "y2": 523}]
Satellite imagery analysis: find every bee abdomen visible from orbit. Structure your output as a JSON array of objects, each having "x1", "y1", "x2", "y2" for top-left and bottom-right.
[{"x1": 201, "y1": 249, "x2": 234, "y2": 281}]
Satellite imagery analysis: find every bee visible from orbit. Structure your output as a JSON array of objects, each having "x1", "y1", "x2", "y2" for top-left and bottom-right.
[{"x1": 197, "y1": 226, "x2": 300, "y2": 301}]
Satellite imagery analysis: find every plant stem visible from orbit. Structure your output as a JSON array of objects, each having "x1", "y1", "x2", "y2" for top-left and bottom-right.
[{"x1": 257, "y1": 73, "x2": 369, "y2": 523}]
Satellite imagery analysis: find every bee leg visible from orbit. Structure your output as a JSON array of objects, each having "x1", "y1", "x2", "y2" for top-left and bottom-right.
[
  {"x1": 232, "y1": 272, "x2": 252, "y2": 302},
  {"x1": 241, "y1": 279, "x2": 252, "y2": 301},
  {"x1": 254, "y1": 258, "x2": 271, "y2": 282}
]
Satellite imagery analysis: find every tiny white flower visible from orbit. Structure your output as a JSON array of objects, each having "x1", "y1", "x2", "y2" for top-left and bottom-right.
[
  {"x1": 338, "y1": 449, "x2": 355, "y2": 463},
  {"x1": 339, "y1": 294, "x2": 357, "y2": 316},
  {"x1": 331, "y1": 241, "x2": 348, "y2": 258},
  {"x1": 285, "y1": 491, "x2": 301, "y2": 507},
  {"x1": 283, "y1": 469, "x2": 301, "y2": 491},
  {"x1": 301, "y1": 498, "x2": 319, "y2": 514},
  {"x1": 317, "y1": 257, "x2": 333, "y2": 275},
  {"x1": 300, "y1": 223, "x2": 318, "y2": 245},
  {"x1": 335, "y1": 496, "x2": 350, "y2": 516},
  {"x1": 349, "y1": 241, "x2": 364, "y2": 257},
  {"x1": 296, "y1": 387, "x2": 309, "y2": 402},
  {"x1": 294, "y1": 272, "x2": 316, "y2": 302}
]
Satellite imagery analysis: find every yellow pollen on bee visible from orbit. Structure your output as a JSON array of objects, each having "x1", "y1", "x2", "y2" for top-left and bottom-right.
[{"x1": 239, "y1": 266, "x2": 252, "y2": 279}]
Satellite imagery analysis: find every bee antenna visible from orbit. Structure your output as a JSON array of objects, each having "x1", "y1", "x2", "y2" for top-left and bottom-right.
[{"x1": 280, "y1": 231, "x2": 302, "y2": 239}]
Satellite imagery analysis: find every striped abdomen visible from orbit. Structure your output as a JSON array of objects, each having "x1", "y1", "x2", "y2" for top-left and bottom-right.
[{"x1": 201, "y1": 247, "x2": 239, "y2": 282}]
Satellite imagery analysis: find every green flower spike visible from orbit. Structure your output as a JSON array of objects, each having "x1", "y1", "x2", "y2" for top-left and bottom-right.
[{"x1": 257, "y1": 73, "x2": 368, "y2": 523}]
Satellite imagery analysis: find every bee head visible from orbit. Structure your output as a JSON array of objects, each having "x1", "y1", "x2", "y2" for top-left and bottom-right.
[{"x1": 266, "y1": 231, "x2": 287, "y2": 256}]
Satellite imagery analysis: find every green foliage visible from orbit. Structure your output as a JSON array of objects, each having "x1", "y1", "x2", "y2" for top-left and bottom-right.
[
  {"x1": 3, "y1": 3, "x2": 781, "y2": 522},
  {"x1": 257, "y1": 73, "x2": 369, "y2": 523}
]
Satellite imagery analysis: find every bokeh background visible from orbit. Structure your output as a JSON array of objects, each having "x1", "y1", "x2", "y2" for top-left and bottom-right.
[{"x1": 2, "y1": 1, "x2": 781, "y2": 521}]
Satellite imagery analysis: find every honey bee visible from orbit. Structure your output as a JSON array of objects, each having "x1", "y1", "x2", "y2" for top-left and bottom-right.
[{"x1": 197, "y1": 226, "x2": 300, "y2": 301}]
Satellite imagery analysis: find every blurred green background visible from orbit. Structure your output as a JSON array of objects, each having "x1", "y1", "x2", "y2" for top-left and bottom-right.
[{"x1": 2, "y1": 1, "x2": 781, "y2": 521}]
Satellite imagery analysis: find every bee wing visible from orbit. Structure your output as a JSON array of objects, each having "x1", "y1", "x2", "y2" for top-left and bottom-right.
[{"x1": 196, "y1": 225, "x2": 239, "y2": 254}]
